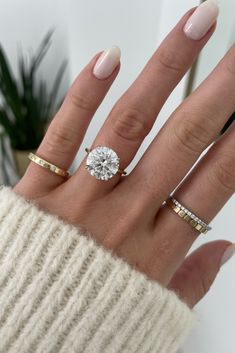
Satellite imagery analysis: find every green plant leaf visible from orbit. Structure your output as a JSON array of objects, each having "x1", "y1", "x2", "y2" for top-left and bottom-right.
[
  {"x1": 0, "y1": 110, "x2": 13, "y2": 133},
  {"x1": 30, "y1": 29, "x2": 54, "y2": 78},
  {"x1": 0, "y1": 46, "x2": 23, "y2": 121},
  {"x1": 0, "y1": 29, "x2": 67, "y2": 150},
  {"x1": 0, "y1": 110, "x2": 19, "y2": 148}
]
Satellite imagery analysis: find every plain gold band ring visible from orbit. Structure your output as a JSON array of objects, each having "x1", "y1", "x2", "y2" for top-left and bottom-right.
[{"x1": 28, "y1": 152, "x2": 70, "y2": 178}]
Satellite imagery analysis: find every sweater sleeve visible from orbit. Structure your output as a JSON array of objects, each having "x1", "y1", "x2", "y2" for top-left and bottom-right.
[{"x1": 0, "y1": 186, "x2": 194, "y2": 353}]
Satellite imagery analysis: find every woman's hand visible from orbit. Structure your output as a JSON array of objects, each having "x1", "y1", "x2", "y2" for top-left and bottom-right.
[{"x1": 14, "y1": 2, "x2": 235, "y2": 308}]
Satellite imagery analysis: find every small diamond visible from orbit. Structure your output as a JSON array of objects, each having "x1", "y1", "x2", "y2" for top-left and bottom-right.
[{"x1": 86, "y1": 146, "x2": 120, "y2": 181}]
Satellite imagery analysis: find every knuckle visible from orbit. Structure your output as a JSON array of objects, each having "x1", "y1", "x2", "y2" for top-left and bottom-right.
[
  {"x1": 68, "y1": 91, "x2": 95, "y2": 113},
  {"x1": 45, "y1": 123, "x2": 75, "y2": 154},
  {"x1": 157, "y1": 48, "x2": 186, "y2": 73},
  {"x1": 209, "y1": 153, "x2": 235, "y2": 191},
  {"x1": 171, "y1": 113, "x2": 211, "y2": 155},
  {"x1": 111, "y1": 107, "x2": 151, "y2": 143}
]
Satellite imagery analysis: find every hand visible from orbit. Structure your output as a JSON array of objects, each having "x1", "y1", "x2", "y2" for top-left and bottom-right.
[{"x1": 14, "y1": 4, "x2": 235, "y2": 308}]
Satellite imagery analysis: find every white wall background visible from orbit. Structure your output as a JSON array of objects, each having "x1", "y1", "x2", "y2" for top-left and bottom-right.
[
  {"x1": 0, "y1": 0, "x2": 70, "y2": 100},
  {"x1": 193, "y1": 0, "x2": 235, "y2": 88},
  {"x1": 0, "y1": 1, "x2": 234, "y2": 352}
]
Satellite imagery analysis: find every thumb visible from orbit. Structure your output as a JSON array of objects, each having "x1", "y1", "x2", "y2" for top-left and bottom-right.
[{"x1": 168, "y1": 240, "x2": 235, "y2": 308}]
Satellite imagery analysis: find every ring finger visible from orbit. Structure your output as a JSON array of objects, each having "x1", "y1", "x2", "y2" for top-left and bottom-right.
[
  {"x1": 125, "y1": 42, "x2": 235, "y2": 221},
  {"x1": 114, "y1": 124, "x2": 235, "y2": 285},
  {"x1": 151, "y1": 121, "x2": 235, "y2": 283},
  {"x1": 121, "y1": 42, "x2": 235, "y2": 281}
]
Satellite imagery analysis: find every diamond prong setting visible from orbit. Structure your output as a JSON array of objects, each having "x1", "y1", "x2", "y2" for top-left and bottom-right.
[{"x1": 85, "y1": 146, "x2": 121, "y2": 181}]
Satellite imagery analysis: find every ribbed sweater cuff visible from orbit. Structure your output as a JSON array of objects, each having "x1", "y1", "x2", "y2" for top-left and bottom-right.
[{"x1": 0, "y1": 186, "x2": 194, "y2": 353}]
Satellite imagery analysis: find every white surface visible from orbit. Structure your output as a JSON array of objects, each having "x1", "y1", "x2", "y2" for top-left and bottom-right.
[
  {"x1": 0, "y1": 1, "x2": 234, "y2": 352},
  {"x1": 193, "y1": 0, "x2": 235, "y2": 88},
  {"x1": 0, "y1": 0, "x2": 69, "y2": 100}
]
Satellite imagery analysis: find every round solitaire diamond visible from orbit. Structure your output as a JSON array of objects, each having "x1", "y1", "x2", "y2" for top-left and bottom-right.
[{"x1": 86, "y1": 146, "x2": 120, "y2": 181}]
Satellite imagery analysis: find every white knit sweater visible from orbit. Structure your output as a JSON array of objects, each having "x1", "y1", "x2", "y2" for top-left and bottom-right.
[{"x1": 0, "y1": 186, "x2": 194, "y2": 353}]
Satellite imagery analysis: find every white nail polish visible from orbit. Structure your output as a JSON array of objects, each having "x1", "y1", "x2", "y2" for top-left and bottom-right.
[
  {"x1": 221, "y1": 244, "x2": 235, "y2": 266},
  {"x1": 93, "y1": 46, "x2": 121, "y2": 80},
  {"x1": 184, "y1": 0, "x2": 219, "y2": 40}
]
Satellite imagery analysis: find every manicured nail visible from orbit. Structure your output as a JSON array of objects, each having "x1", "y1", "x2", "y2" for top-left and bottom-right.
[
  {"x1": 184, "y1": 0, "x2": 219, "y2": 40},
  {"x1": 93, "y1": 46, "x2": 121, "y2": 80},
  {"x1": 221, "y1": 244, "x2": 235, "y2": 266}
]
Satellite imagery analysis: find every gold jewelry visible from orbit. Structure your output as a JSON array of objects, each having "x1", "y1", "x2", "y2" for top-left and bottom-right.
[
  {"x1": 85, "y1": 146, "x2": 127, "y2": 181},
  {"x1": 166, "y1": 196, "x2": 212, "y2": 234},
  {"x1": 28, "y1": 153, "x2": 70, "y2": 178}
]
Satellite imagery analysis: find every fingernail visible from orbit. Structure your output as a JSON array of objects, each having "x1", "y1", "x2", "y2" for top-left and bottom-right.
[
  {"x1": 184, "y1": 0, "x2": 219, "y2": 40},
  {"x1": 221, "y1": 244, "x2": 235, "y2": 266},
  {"x1": 93, "y1": 46, "x2": 121, "y2": 80}
]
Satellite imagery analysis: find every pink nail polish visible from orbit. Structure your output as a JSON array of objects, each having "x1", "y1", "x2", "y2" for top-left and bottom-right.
[
  {"x1": 93, "y1": 46, "x2": 121, "y2": 80},
  {"x1": 221, "y1": 244, "x2": 235, "y2": 266},
  {"x1": 184, "y1": 0, "x2": 219, "y2": 40}
]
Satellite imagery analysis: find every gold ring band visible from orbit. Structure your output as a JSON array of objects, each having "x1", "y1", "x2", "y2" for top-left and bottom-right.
[
  {"x1": 166, "y1": 196, "x2": 212, "y2": 234},
  {"x1": 28, "y1": 153, "x2": 70, "y2": 178}
]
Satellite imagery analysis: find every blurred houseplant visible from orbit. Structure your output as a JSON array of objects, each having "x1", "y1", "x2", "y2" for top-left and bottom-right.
[
  {"x1": 0, "y1": 30, "x2": 66, "y2": 176},
  {"x1": 0, "y1": 128, "x2": 19, "y2": 185}
]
